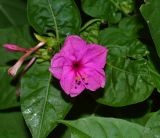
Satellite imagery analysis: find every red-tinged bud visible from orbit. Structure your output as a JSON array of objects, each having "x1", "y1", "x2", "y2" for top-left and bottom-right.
[
  {"x1": 3, "y1": 44, "x2": 29, "y2": 53},
  {"x1": 8, "y1": 42, "x2": 45, "y2": 77}
]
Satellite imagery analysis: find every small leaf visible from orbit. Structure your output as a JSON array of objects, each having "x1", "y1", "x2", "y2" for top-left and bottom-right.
[
  {"x1": 0, "y1": 0, "x2": 27, "y2": 28},
  {"x1": 27, "y1": 0, "x2": 81, "y2": 37},
  {"x1": 80, "y1": 19, "x2": 101, "y2": 43},
  {"x1": 140, "y1": 0, "x2": 160, "y2": 57},
  {"x1": 81, "y1": 0, "x2": 134, "y2": 23},
  {"x1": 0, "y1": 112, "x2": 30, "y2": 138},
  {"x1": 60, "y1": 116, "x2": 146, "y2": 138},
  {"x1": 21, "y1": 62, "x2": 72, "y2": 138},
  {"x1": 0, "y1": 66, "x2": 19, "y2": 109}
]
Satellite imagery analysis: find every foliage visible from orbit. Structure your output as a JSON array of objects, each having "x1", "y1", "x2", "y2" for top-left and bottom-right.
[{"x1": 0, "y1": 0, "x2": 160, "y2": 137}]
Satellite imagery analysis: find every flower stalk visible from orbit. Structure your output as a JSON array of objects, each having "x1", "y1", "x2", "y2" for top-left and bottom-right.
[{"x1": 8, "y1": 41, "x2": 45, "y2": 76}]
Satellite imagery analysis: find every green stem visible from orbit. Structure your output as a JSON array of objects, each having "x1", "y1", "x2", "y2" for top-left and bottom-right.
[{"x1": 80, "y1": 19, "x2": 102, "y2": 32}]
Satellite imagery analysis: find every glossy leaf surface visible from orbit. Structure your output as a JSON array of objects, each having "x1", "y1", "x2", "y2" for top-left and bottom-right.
[
  {"x1": 60, "y1": 116, "x2": 146, "y2": 138},
  {"x1": 21, "y1": 62, "x2": 72, "y2": 138},
  {"x1": 27, "y1": 0, "x2": 81, "y2": 36}
]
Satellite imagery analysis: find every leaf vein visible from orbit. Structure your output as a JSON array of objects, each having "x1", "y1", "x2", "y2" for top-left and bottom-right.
[
  {"x1": 37, "y1": 73, "x2": 52, "y2": 138},
  {"x1": 47, "y1": 0, "x2": 59, "y2": 40}
]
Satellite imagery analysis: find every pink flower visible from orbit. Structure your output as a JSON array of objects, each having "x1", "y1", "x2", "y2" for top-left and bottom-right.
[
  {"x1": 49, "y1": 35, "x2": 108, "y2": 97},
  {"x1": 3, "y1": 44, "x2": 29, "y2": 53}
]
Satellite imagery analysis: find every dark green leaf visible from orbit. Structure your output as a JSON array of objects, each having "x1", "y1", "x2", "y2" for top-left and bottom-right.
[
  {"x1": 0, "y1": 25, "x2": 35, "y2": 66},
  {"x1": 21, "y1": 62, "x2": 72, "y2": 138},
  {"x1": 81, "y1": 0, "x2": 134, "y2": 23},
  {"x1": 0, "y1": 112, "x2": 30, "y2": 138},
  {"x1": 97, "y1": 26, "x2": 153, "y2": 106},
  {"x1": 148, "y1": 60, "x2": 160, "y2": 92},
  {"x1": 27, "y1": 0, "x2": 81, "y2": 37},
  {"x1": 140, "y1": 0, "x2": 160, "y2": 57},
  {"x1": 118, "y1": 16, "x2": 143, "y2": 37},
  {"x1": 60, "y1": 116, "x2": 146, "y2": 138},
  {"x1": 99, "y1": 28, "x2": 148, "y2": 58},
  {"x1": 0, "y1": 0, "x2": 27, "y2": 28},
  {"x1": 0, "y1": 66, "x2": 19, "y2": 109}
]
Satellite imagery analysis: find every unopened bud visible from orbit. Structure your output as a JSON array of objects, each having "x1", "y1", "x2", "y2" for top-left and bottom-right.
[{"x1": 3, "y1": 44, "x2": 28, "y2": 53}]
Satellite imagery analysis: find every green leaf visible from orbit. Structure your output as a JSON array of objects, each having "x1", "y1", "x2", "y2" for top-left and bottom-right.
[
  {"x1": 0, "y1": 25, "x2": 35, "y2": 66},
  {"x1": 21, "y1": 62, "x2": 72, "y2": 138},
  {"x1": 99, "y1": 28, "x2": 148, "y2": 58},
  {"x1": 0, "y1": 112, "x2": 30, "y2": 138},
  {"x1": 60, "y1": 116, "x2": 146, "y2": 138},
  {"x1": 118, "y1": 16, "x2": 143, "y2": 37},
  {"x1": 97, "y1": 26, "x2": 153, "y2": 106},
  {"x1": 0, "y1": 0, "x2": 27, "y2": 28},
  {"x1": 140, "y1": 0, "x2": 160, "y2": 57},
  {"x1": 81, "y1": 0, "x2": 134, "y2": 23},
  {"x1": 144, "y1": 110, "x2": 160, "y2": 137},
  {"x1": 148, "y1": 60, "x2": 160, "y2": 92},
  {"x1": 27, "y1": 0, "x2": 81, "y2": 37},
  {"x1": 0, "y1": 66, "x2": 19, "y2": 109}
]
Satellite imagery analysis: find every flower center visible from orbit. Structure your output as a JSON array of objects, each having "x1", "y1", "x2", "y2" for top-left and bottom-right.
[
  {"x1": 73, "y1": 61, "x2": 82, "y2": 71},
  {"x1": 73, "y1": 63, "x2": 79, "y2": 69}
]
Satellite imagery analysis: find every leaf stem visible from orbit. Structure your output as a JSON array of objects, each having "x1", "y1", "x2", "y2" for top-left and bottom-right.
[{"x1": 80, "y1": 19, "x2": 102, "y2": 32}]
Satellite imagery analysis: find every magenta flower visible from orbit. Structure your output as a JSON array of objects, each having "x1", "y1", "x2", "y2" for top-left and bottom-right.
[{"x1": 49, "y1": 35, "x2": 108, "y2": 97}]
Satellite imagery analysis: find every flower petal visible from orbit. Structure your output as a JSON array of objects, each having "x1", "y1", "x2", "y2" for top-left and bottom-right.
[
  {"x1": 80, "y1": 67, "x2": 106, "y2": 91},
  {"x1": 49, "y1": 53, "x2": 70, "y2": 79},
  {"x1": 61, "y1": 35, "x2": 87, "y2": 61},
  {"x1": 60, "y1": 66, "x2": 85, "y2": 97},
  {"x1": 82, "y1": 44, "x2": 108, "y2": 68}
]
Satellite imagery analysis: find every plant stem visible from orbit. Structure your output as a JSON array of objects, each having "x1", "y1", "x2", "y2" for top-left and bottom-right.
[{"x1": 80, "y1": 19, "x2": 102, "y2": 32}]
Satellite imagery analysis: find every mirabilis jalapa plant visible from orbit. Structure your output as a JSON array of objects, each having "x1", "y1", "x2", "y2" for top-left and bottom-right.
[
  {"x1": 1, "y1": 0, "x2": 160, "y2": 137},
  {"x1": 4, "y1": 35, "x2": 108, "y2": 97}
]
